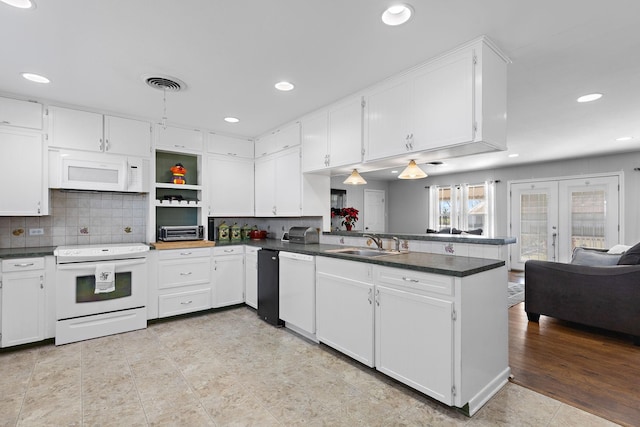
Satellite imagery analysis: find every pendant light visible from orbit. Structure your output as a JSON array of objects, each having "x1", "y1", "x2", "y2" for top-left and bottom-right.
[
  {"x1": 398, "y1": 160, "x2": 427, "y2": 179},
  {"x1": 343, "y1": 169, "x2": 367, "y2": 185}
]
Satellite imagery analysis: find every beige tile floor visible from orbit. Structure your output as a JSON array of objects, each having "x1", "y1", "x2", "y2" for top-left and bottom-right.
[{"x1": 0, "y1": 307, "x2": 619, "y2": 426}]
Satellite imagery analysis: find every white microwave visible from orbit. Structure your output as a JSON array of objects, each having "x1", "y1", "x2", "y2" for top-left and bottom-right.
[{"x1": 49, "y1": 149, "x2": 149, "y2": 192}]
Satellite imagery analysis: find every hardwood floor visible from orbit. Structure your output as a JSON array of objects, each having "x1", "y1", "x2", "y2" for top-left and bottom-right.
[{"x1": 508, "y1": 299, "x2": 640, "y2": 427}]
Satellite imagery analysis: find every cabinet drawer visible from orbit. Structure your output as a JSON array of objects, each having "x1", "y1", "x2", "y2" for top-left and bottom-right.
[
  {"x1": 157, "y1": 247, "x2": 211, "y2": 260},
  {"x1": 244, "y1": 246, "x2": 261, "y2": 255},
  {"x1": 213, "y1": 246, "x2": 244, "y2": 256},
  {"x1": 374, "y1": 266, "x2": 454, "y2": 297},
  {"x1": 159, "y1": 288, "x2": 211, "y2": 318},
  {"x1": 316, "y1": 256, "x2": 373, "y2": 282},
  {"x1": 158, "y1": 258, "x2": 211, "y2": 289},
  {"x1": 2, "y1": 257, "x2": 45, "y2": 272}
]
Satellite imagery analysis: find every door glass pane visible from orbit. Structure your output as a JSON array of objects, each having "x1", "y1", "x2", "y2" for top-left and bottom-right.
[
  {"x1": 466, "y1": 184, "x2": 486, "y2": 230},
  {"x1": 520, "y1": 193, "x2": 548, "y2": 261},
  {"x1": 437, "y1": 187, "x2": 451, "y2": 229},
  {"x1": 570, "y1": 190, "x2": 606, "y2": 250}
]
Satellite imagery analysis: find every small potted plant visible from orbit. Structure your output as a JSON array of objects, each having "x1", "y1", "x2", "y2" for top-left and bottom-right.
[{"x1": 332, "y1": 207, "x2": 359, "y2": 231}]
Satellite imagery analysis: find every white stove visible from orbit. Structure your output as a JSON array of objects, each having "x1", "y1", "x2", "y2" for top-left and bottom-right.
[
  {"x1": 55, "y1": 243, "x2": 149, "y2": 263},
  {"x1": 54, "y1": 243, "x2": 149, "y2": 345}
]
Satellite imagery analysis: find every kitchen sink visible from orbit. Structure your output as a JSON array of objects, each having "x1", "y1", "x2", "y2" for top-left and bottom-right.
[{"x1": 324, "y1": 247, "x2": 403, "y2": 257}]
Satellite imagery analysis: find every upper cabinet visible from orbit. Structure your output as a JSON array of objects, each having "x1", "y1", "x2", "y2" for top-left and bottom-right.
[
  {"x1": 302, "y1": 96, "x2": 363, "y2": 173},
  {"x1": 254, "y1": 122, "x2": 300, "y2": 158},
  {"x1": 0, "y1": 97, "x2": 43, "y2": 130},
  {"x1": 364, "y1": 37, "x2": 508, "y2": 162},
  {"x1": 49, "y1": 106, "x2": 152, "y2": 157},
  {"x1": 207, "y1": 132, "x2": 254, "y2": 158},
  {"x1": 156, "y1": 125, "x2": 204, "y2": 153}
]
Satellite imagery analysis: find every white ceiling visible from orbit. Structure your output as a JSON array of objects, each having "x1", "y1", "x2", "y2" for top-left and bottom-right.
[{"x1": 2, "y1": 0, "x2": 640, "y2": 179}]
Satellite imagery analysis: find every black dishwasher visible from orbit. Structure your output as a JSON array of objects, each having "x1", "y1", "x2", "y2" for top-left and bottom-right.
[{"x1": 257, "y1": 249, "x2": 283, "y2": 326}]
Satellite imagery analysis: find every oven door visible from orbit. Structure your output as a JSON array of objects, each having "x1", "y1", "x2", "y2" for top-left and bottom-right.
[{"x1": 56, "y1": 258, "x2": 147, "y2": 320}]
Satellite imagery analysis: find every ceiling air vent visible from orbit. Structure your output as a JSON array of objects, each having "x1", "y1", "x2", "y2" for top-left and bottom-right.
[{"x1": 143, "y1": 74, "x2": 186, "y2": 92}]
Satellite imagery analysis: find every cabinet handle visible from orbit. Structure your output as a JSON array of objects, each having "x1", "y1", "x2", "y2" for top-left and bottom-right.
[
  {"x1": 40, "y1": 275, "x2": 44, "y2": 289},
  {"x1": 1, "y1": 120, "x2": 10, "y2": 124},
  {"x1": 224, "y1": 249, "x2": 234, "y2": 253},
  {"x1": 402, "y1": 276, "x2": 420, "y2": 283},
  {"x1": 174, "y1": 144, "x2": 186, "y2": 148},
  {"x1": 99, "y1": 138, "x2": 104, "y2": 150},
  {"x1": 179, "y1": 252, "x2": 192, "y2": 256},
  {"x1": 375, "y1": 289, "x2": 380, "y2": 306},
  {"x1": 105, "y1": 139, "x2": 110, "y2": 151},
  {"x1": 368, "y1": 288, "x2": 372, "y2": 305},
  {"x1": 180, "y1": 272, "x2": 193, "y2": 276},
  {"x1": 14, "y1": 263, "x2": 34, "y2": 268},
  {"x1": 227, "y1": 152, "x2": 237, "y2": 156},
  {"x1": 180, "y1": 300, "x2": 193, "y2": 305}
]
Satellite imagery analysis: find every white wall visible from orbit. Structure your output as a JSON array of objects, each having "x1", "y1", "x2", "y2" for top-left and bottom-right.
[{"x1": 387, "y1": 151, "x2": 640, "y2": 244}]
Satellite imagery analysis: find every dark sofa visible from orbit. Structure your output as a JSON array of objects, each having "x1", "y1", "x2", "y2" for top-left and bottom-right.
[{"x1": 525, "y1": 259, "x2": 640, "y2": 345}]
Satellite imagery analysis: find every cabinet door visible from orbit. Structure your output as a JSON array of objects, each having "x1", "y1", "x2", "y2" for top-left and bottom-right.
[
  {"x1": 412, "y1": 49, "x2": 474, "y2": 151},
  {"x1": 0, "y1": 129, "x2": 45, "y2": 215},
  {"x1": 254, "y1": 156, "x2": 276, "y2": 216},
  {"x1": 301, "y1": 111, "x2": 329, "y2": 172},
  {"x1": 364, "y1": 79, "x2": 411, "y2": 161},
  {"x1": 375, "y1": 285, "x2": 454, "y2": 405},
  {"x1": 254, "y1": 132, "x2": 277, "y2": 158},
  {"x1": 0, "y1": 97, "x2": 42, "y2": 129},
  {"x1": 244, "y1": 251, "x2": 258, "y2": 309},
  {"x1": 328, "y1": 97, "x2": 362, "y2": 167},
  {"x1": 207, "y1": 155, "x2": 254, "y2": 216},
  {"x1": 49, "y1": 106, "x2": 103, "y2": 152},
  {"x1": 274, "y1": 148, "x2": 301, "y2": 216},
  {"x1": 1, "y1": 271, "x2": 45, "y2": 347},
  {"x1": 274, "y1": 122, "x2": 301, "y2": 151},
  {"x1": 104, "y1": 115, "x2": 151, "y2": 157},
  {"x1": 316, "y1": 272, "x2": 374, "y2": 367},
  {"x1": 212, "y1": 254, "x2": 245, "y2": 307},
  {"x1": 156, "y1": 125, "x2": 203, "y2": 152},
  {"x1": 207, "y1": 133, "x2": 254, "y2": 158}
]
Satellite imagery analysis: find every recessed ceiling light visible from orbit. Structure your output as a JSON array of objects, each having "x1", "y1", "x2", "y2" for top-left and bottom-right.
[
  {"x1": 391, "y1": 170, "x2": 399, "y2": 174},
  {"x1": 275, "y1": 81, "x2": 295, "y2": 91},
  {"x1": 508, "y1": 153, "x2": 519, "y2": 158},
  {"x1": 224, "y1": 117, "x2": 239, "y2": 123},
  {"x1": 382, "y1": 4, "x2": 413, "y2": 26},
  {"x1": 615, "y1": 136, "x2": 633, "y2": 142},
  {"x1": 21, "y1": 72, "x2": 50, "y2": 83},
  {"x1": 1, "y1": 0, "x2": 36, "y2": 9},
  {"x1": 576, "y1": 93, "x2": 603, "y2": 103}
]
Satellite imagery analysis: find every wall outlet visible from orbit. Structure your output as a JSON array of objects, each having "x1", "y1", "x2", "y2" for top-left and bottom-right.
[{"x1": 29, "y1": 228, "x2": 44, "y2": 236}]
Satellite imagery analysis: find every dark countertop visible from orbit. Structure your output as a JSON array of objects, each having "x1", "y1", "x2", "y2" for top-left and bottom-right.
[
  {"x1": 0, "y1": 246, "x2": 56, "y2": 259},
  {"x1": 217, "y1": 239, "x2": 505, "y2": 277},
  {"x1": 325, "y1": 231, "x2": 516, "y2": 245}
]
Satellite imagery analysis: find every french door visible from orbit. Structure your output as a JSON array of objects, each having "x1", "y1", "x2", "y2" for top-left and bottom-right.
[{"x1": 510, "y1": 174, "x2": 620, "y2": 270}]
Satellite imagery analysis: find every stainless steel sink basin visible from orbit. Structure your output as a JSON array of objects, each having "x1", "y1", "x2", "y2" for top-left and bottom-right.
[{"x1": 324, "y1": 247, "x2": 403, "y2": 257}]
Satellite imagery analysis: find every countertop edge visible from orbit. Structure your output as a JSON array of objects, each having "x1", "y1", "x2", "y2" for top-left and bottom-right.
[{"x1": 324, "y1": 231, "x2": 516, "y2": 245}]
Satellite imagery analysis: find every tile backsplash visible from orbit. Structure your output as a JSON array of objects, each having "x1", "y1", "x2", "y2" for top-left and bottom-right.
[{"x1": 0, "y1": 190, "x2": 147, "y2": 249}]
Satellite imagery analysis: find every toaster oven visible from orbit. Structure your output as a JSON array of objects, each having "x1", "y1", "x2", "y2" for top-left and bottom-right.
[{"x1": 158, "y1": 225, "x2": 204, "y2": 241}]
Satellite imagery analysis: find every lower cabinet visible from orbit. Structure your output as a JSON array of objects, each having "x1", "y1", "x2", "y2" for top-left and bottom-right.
[
  {"x1": 316, "y1": 257, "x2": 375, "y2": 367},
  {"x1": 1, "y1": 257, "x2": 46, "y2": 347},
  {"x1": 154, "y1": 248, "x2": 212, "y2": 318},
  {"x1": 244, "y1": 246, "x2": 260, "y2": 309},
  {"x1": 212, "y1": 246, "x2": 245, "y2": 308}
]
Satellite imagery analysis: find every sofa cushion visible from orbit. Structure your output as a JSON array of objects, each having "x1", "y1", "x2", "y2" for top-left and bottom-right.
[
  {"x1": 570, "y1": 247, "x2": 621, "y2": 266},
  {"x1": 618, "y1": 242, "x2": 640, "y2": 265},
  {"x1": 608, "y1": 244, "x2": 631, "y2": 254}
]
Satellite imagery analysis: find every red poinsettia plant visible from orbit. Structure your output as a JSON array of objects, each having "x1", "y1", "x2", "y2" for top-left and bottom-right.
[{"x1": 331, "y1": 207, "x2": 359, "y2": 229}]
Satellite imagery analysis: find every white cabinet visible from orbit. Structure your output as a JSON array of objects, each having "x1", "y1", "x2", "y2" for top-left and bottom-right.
[
  {"x1": 0, "y1": 96, "x2": 42, "y2": 130},
  {"x1": 154, "y1": 248, "x2": 212, "y2": 318},
  {"x1": 279, "y1": 252, "x2": 316, "y2": 340},
  {"x1": 255, "y1": 122, "x2": 300, "y2": 157},
  {"x1": 1, "y1": 258, "x2": 46, "y2": 347},
  {"x1": 0, "y1": 128, "x2": 47, "y2": 216},
  {"x1": 375, "y1": 283, "x2": 454, "y2": 405},
  {"x1": 301, "y1": 97, "x2": 363, "y2": 172},
  {"x1": 49, "y1": 106, "x2": 152, "y2": 157},
  {"x1": 212, "y1": 246, "x2": 245, "y2": 308},
  {"x1": 316, "y1": 257, "x2": 375, "y2": 367},
  {"x1": 207, "y1": 154, "x2": 254, "y2": 216},
  {"x1": 364, "y1": 37, "x2": 507, "y2": 162},
  {"x1": 244, "y1": 246, "x2": 260, "y2": 309},
  {"x1": 254, "y1": 147, "x2": 301, "y2": 216},
  {"x1": 207, "y1": 133, "x2": 254, "y2": 158},
  {"x1": 156, "y1": 125, "x2": 204, "y2": 153}
]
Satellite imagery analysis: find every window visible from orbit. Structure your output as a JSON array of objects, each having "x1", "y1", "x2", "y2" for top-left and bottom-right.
[{"x1": 429, "y1": 182, "x2": 495, "y2": 236}]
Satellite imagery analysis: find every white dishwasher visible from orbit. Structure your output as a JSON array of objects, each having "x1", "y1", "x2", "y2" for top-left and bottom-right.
[{"x1": 279, "y1": 251, "x2": 317, "y2": 342}]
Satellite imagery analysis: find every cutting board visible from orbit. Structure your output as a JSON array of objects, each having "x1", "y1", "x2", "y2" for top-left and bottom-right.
[{"x1": 150, "y1": 240, "x2": 216, "y2": 250}]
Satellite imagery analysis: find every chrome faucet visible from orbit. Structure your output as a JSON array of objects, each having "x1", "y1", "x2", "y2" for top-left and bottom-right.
[
  {"x1": 364, "y1": 234, "x2": 383, "y2": 249},
  {"x1": 392, "y1": 236, "x2": 400, "y2": 252}
]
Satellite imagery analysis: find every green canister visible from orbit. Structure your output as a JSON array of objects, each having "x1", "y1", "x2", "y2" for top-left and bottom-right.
[
  {"x1": 218, "y1": 221, "x2": 230, "y2": 241},
  {"x1": 241, "y1": 224, "x2": 252, "y2": 240},
  {"x1": 230, "y1": 223, "x2": 241, "y2": 241}
]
